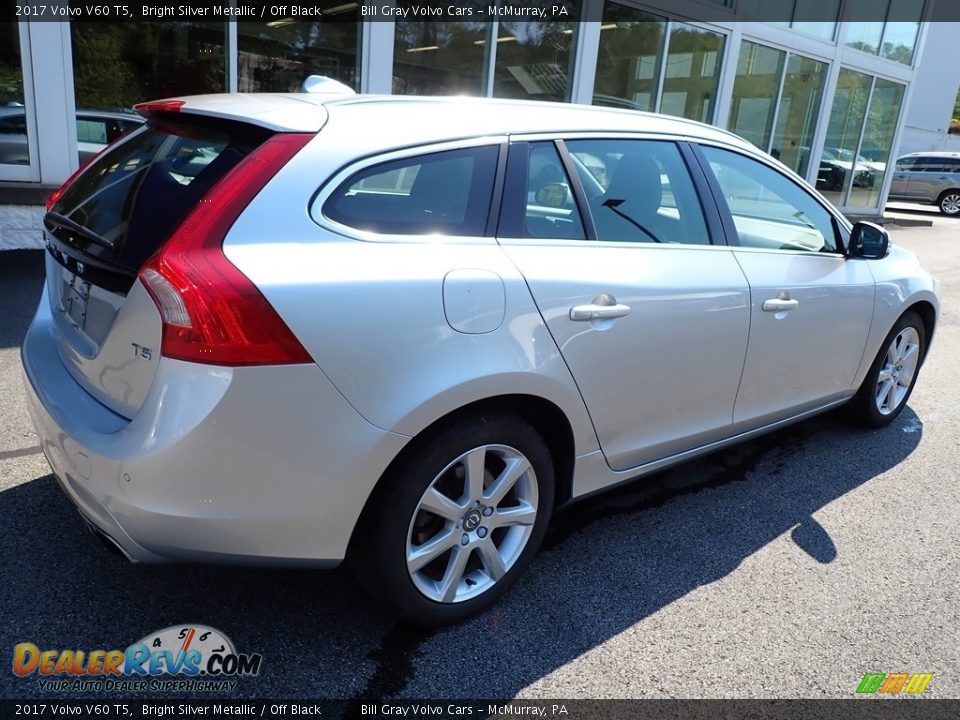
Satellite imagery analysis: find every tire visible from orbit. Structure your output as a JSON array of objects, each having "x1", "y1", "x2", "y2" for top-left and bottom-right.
[
  {"x1": 938, "y1": 190, "x2": 960, "y2": 216},
  {"x1": 350, "y1": 414, "x2": 555, "y2": 626},
  {"x1": 849, "y1": 311, "x2": 926, "y2": 428}
]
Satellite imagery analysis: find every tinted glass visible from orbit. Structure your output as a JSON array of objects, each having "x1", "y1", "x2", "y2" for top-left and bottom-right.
[
  {"x1": 0, "y1": 14, "x2": 29, "y2": 165},
  {"x1": 237, "y1": 10, "x2": 360, "y2": 92},
  {"x1": 324, "y1": 146, "x2": 499, "y2": 236},
  {"x1": 72, "y1": 22, "x2": 225, "y2": 108},
  {"x1": 770, "y1": 54, "x2": 827, "y2": 177},
  {"x1": 507, "y1": 142, "x2": 587, "y2": 241},
  {"x1": 492, "y1": 4, "x2": 580, "y2": 102},
  {"x1": 848, "y1": 78, "x2": 905, "y2": 208},
  {"x1": 393, "y1": 18, "x2": 486, "y2": 95},
  {"x1": 729, "y1": 42, "x2": 785, "y2": 150},
  {"x1": 659, "y1": 23, "x2": 723, "y2": 123},
  {"x1": 593, "y1": 3, "x2": 665, "y2": 112},
  {"x1": 702, "y1": 146, "x2": 837, "y2": 253},
  {"x1": 49, "y1": 120, "x2": 268, "y2": 271},
  {"x1": 568, "y1": 140, "x2": 710, "y2": 246}
]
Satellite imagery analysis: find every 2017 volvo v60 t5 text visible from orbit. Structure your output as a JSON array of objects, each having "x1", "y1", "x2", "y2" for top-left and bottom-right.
[{"x1": 22, "y1": 93, "x2": 940, "y2": 624}]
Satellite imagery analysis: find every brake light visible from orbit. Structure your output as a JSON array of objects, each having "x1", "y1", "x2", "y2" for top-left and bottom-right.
[
  {"x1": 134, "y1": 99, "x2": 186, "y2": 118},
  {"x1": 139, "y1": 133, "x2": 314, "y2": 367}
]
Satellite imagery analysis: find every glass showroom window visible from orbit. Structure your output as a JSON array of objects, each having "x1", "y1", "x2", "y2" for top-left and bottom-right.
[
  {"x1": 728, "y1": 41, "x2": 826, "y2": 177},
  {"x1": 740, "y1": 0, "x2": 839, "y2": 41},
  {"x1": 592, "y1": 4, "x2": 723, "y2": 122},
  {"x1": 847, "y1": 79, "x2": 905, "y2": 208},
  {"x1": 592, "y1": 3, "x2": 666, "y2": 111},
  {"x1": 0, "y1": 16, "x2": 29, "y2": 167},
  {"x1": 819, "y1": 68, "x2": 905, "y2": 208},
  {"x1": 71, "y1": 22, "x2": 226, "y2": 108},
  {"x1": 491, "y1": 1, "x2": 580, "y2": 102},
  {"x1": 660, "y1": 23, "x2": 723, "y2": 123},
  {"x1": 845, "y1": 0, "x2": 923, "y2": 65},
  {"x1": 393, "y1": 16, "x2": 487, "y2": 95},
  {"x1": 728, "y1": 42, "x2": 785, "y2": 150},
  {"x1": 770, "y1": 54, "x2": 827, "y2": 177},
  {"x1": 238, "y1": 5, "x2": 360, "y2": 92}
]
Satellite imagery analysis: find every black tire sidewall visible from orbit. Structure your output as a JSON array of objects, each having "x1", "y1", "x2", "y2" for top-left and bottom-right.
[
  {"x1": 352, "y1": 414, "x2": 555, "y2": 626},
  {"x1": 852, "y1": 312, "x2": 926, "y2": 428},
  {"x1": 939, "y1": 191, "x2": 960, "y2": 216}
]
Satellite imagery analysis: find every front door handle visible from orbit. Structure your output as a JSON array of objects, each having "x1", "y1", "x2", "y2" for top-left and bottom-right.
[
  {"x1": 762, "y1": 298, "x2": 799, "y2": 312},
  {"x1": 570, "y1": 293, "x2": 631, "y2": 321}
]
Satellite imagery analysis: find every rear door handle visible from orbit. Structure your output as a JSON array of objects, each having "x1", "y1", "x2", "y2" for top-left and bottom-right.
[
  {"x1": 762, "y1": 298, "x2": 799, "y2": 312},
  {"x1": 570, "y1": 294, "x2": 631, "y2": 321}
]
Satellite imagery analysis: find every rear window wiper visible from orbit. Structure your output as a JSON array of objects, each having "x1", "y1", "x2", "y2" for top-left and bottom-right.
[{"x1": 44, "y1": 211, "x2": 115, "y2": 252}]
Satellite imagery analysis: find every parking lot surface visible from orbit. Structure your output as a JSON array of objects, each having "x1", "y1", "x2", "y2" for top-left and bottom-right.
[{"x1": 1, "y1": 211, "x2": 958, "y2": 699}]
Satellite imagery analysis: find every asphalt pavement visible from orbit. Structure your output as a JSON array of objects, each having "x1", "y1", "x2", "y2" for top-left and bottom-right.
[{"x1": 1, "y1": 209, "x2": 958, "y2": 699}]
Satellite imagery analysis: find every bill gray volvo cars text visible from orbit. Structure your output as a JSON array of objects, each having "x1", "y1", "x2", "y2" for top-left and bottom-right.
[{"x1": 21, "y1": 94, "x2": 940, "y2": 624}]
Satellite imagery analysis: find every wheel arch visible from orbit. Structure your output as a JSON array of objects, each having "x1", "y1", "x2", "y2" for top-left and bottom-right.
[
  {"x1": 347, "y1": 393, "x2": 577, "y2": 557},
  {"x1": 905, "y1": 299, "x2": 937, "y2": 361}
]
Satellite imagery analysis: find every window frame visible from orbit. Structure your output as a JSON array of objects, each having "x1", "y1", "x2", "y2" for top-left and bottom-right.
[
  {"x1": 688, "y1": 140, "x2": 851, "y2": 256},
  {"x1": 497, "y1": 132, "x2": 724, "y2": 248},
  {"x1": 310, "y1": 137, "x2": 508, "y2": 244}
]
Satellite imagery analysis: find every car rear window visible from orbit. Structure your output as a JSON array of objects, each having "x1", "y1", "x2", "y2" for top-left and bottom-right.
[
  {"x1": 47, "y1": 118, "x2": 271, "y2": 272},
  {"x1": 322, "y1": 145, "x2": 500, "y2": 236}
]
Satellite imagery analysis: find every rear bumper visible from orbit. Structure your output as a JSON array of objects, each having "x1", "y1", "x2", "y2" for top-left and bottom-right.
[{"x1": 22, "y1": 294, "x2": 409, "y2": 566}]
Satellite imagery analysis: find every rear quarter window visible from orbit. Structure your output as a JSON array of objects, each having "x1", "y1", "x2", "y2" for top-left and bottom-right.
[{"x1": 322, "y1": 145, "x2": 500, "y2": 237}]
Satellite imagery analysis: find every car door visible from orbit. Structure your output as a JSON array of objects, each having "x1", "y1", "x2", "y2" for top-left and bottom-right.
[
  {"x1": 908, "y1": 157, "x2": 953, "y2": 203},
  {"x1": 695, "y1": 145, "x2": 875, "y2": 430},
  {"x1": 498, "y1": 137, "x2": 751, "y2": 471},
  {"x1": 888, "y1": 157, "x2": 917, "y2": 199}
]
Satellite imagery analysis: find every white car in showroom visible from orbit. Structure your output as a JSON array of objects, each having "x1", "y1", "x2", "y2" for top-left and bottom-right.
[{"x1": 22, "y1": 93, "x2": 939, "y2": 624}]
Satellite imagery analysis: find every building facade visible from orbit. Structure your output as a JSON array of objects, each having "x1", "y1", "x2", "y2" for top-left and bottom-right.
[{"x1": 1, "y1": 0, "x2": 958, "y2": 240}]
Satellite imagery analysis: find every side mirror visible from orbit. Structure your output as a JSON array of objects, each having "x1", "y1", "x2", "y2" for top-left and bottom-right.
[{"x1": 848, "y1": 221, "x2": 889, "y2": 259}]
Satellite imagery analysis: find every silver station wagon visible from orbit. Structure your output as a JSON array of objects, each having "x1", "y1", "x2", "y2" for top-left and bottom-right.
[{"x1": 23, "y1": 94, "x2": 940, "y2": 625}]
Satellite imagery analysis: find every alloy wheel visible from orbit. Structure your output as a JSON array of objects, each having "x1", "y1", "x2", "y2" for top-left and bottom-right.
[
  {"x1": 875, "y1": 326, "x2": 921, "y2": 415},
  {"x1": 406, "y1": 444, "x2": 538, "y2": 604},
  {"x1": 940, "y1": 193, "x2": 960, "y2": 215}
]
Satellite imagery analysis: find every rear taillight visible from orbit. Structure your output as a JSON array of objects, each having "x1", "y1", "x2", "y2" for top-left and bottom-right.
[{"x1": 139, "y1": 132, "x2": 314, "y2": 367}]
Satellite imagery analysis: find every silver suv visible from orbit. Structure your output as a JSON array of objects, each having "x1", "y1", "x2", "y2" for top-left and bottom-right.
[
  {"x1": 22, "y1": 93, "x2": 940, "y2": 625},
  {"x1": 888, "y1": 151, "x2": 960, "y2": 215}
]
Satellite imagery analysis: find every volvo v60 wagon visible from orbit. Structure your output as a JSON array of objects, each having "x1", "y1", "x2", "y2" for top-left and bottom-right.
[{"x1": 23, "y1": 94, "x2": 940, "y2": 624}]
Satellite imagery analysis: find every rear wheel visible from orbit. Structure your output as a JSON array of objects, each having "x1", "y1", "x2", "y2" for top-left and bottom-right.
[
  {"x1": 938, "y1": 190, "x2": 960, "y2": 216},
  {"x1": 849, "y1": 312, "x2": 925, "y2": 428},
  {"x1": 351, "y1": 414, "x2": 554, "y2": 626}
]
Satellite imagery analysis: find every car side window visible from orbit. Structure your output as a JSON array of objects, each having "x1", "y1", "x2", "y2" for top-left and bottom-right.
[
  {"x1": 324, "y1": 146, "x2": 499, "y2": 236},
  {"x1": 567, "y1": 139, "x2": 711, "y2": 245},
  {"x1": 76, "y1": 118, "x2": 108, "y2": 144},
  {"x1": 895, "y1": 158, "x2": 917, "y2": 172},
  {"x1": 701, "y1": 146, "x2": 839, "y2": 254}
]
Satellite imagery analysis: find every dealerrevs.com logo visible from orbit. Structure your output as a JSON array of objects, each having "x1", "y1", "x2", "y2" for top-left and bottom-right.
[{"x1": 12, "y1": 625, "x2": 262, "y2": 692}]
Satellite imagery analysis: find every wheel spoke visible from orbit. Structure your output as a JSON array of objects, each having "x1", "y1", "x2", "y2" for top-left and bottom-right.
[
  {"x1": 420, "y1": 487, "x2": 464, "y2": 521},
  {"x1": 462, "y1": 447, "x2": 487, "y2": 504},
  {"x1": 900, "y1": 342, "x2": 919, "y2": 367},
  {"x1": 437, "y1": 546, "x2": 471, "y2": 602},
  {"x1": 876, "y1": 378, "x2": 895, "y2": 411},
  {"x1": 477, "y1": 539, "x2": 507, "y2": 581},
  {"x1": 877, "y1": 367, "x2": 894, "y2": 383},
  {"x1": 407, "y1": 528, "x2": 456, "y2": 573},
  {"x1": 491, "y1": 501, "x2": 537, "y2": 528},
  {"x1": 484, "y1": 456, "x2": 530, "y2": 506}
]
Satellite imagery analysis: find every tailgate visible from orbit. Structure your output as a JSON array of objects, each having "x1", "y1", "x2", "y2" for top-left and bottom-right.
[{"x1": 43, "y1": 116, "x2": 273, "y2": 418}]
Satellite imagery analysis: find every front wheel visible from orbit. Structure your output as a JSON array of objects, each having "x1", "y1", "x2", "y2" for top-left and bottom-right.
[
  {"x1": 350, "y1": 414, "x2": 554, "y2": 626},
  {"x1": 938, "y1": 190, "x2": 960, "y2": 216},
  {"x1": 849, "y1": 312, "x2": 926, "y2": 428}
]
